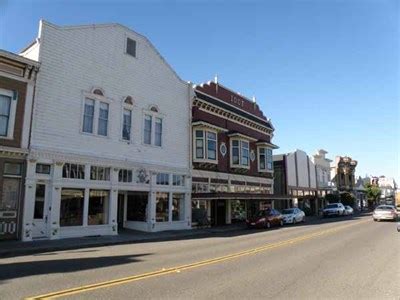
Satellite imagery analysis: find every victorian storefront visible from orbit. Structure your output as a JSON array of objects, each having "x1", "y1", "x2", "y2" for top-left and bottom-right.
[
  {"x1": 20, "y1": 21, "x2": 192, "y2": 241},
  {"x1": 191, "y1": 80, "x2": 278, "y2": 227},
  {"x1": 0, "y1": 50, "x2": 39, "y2": 240}
]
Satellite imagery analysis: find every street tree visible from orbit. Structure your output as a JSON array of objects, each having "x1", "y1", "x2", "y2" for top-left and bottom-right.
[{"x1": 365, "y1": 183, "x2": 381, "y2": 207}]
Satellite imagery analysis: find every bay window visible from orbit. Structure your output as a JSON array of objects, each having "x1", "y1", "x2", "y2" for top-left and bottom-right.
[
  {"x1": 258, "y1": 147, "x2": 273, "y2": 171},
  {"x1": 231, "y1": 139, "x2": 250, "y2": 168},
  {"x1": 194, "y1": 129, "x2": 217, "y2": 162}
]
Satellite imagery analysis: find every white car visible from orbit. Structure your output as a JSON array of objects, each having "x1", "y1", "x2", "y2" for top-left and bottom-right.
[
  {"x1": 323, "y1": 203, "x2": 345, "y2": 217},
  {"x1": 373, "y1": 205, "x2": 397, "y2": 222},
  {"x1": 281, "y1": 208, "x2": 305, "y2": 224},
  {"x1": 344, "y1": 206, "x2": 354, "y2": 215}
]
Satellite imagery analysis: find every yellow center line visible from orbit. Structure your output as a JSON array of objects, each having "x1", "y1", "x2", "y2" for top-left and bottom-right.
[{"x1": 26, "y1": 219, "x2": 369, "y2": 299}]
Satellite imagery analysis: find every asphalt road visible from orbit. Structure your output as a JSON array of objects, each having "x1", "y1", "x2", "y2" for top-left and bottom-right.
[{"x1": 1, "y1": 215, "x2": 399, "y2": 299}]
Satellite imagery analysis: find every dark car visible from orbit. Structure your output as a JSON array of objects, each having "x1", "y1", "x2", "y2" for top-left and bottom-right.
[{"x1": 246, "y1": 209, "x2": 284, "y2": 229}]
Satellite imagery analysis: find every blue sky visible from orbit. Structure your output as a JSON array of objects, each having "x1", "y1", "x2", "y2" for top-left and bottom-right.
[{"x1": 1, "y1": 0, "x2": 399, "y2": 183}]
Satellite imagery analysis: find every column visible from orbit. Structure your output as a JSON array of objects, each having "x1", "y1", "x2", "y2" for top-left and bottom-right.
[
  {"x1": 49, "y1": 162, "x2": 63, "y2": 240},
  {"x1": 109, "y1": 168, "x2": 119, "y2": 235},
  {"x1": 226, "y1": 200, "x2": 231, "y2": 224},
  {"x1": 22, "y1": 160, "x2": 37, "y2": 241}
]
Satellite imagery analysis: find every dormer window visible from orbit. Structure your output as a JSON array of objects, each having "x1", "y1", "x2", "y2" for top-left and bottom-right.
[{"x1": 126, "y1": 38, "x2": 136, "y2": 57}]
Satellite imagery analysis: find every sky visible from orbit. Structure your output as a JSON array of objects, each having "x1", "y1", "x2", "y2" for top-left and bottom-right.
[{"x1": 1, "y1": 0, "x2": 399, "y2": 183}]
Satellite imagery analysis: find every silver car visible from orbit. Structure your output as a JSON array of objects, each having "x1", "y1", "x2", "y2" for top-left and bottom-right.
[
  {"x1": 373, "y1": 205, "x2": 397, "y2": 222},
  {"x1": 281, "y1": 208, "x2": 305, "y2": 224}
]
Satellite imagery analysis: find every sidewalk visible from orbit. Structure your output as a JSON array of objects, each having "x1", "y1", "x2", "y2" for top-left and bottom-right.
[{"x1": 0, "y1": 223, "x2": 247, "y2": 258}]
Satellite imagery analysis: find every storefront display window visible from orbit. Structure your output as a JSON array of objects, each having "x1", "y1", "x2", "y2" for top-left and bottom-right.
[
  {"x1": 231, "y1": 200, "x2": 246, "y2": 223},
  {"x1": 156, "y1": 192, "x2": 169, "y2": 222},
  {"x1": 1, "y1": 178, "x2": 20, "y2": 210},
  {"x1": 126, "y1": 192, "x2": 148, "y2": 222},
  {"x1": 60, "y1": 189, "x2": 84, "y2": 226},
  {"x1": 88, "y1": 190, "x2": 109, "y2": 225},
  {"x1": 172, "y1": 193, "x2": 184, "y2": 221}
]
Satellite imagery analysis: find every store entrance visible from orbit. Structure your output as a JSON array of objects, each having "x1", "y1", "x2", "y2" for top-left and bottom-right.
[{"x1": 212, "y1": 199, "x2": 226, "y2": 226}]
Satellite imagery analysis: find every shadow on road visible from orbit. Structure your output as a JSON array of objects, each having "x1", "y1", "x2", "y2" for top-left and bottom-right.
[{"x1": 0, "y1": 253, "x2": 152, "y2": 283}]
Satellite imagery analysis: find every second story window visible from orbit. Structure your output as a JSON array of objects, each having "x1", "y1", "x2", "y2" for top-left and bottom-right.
[
  {"x1": 258, "y1": 147, "x2": 273, "y2": 171},
  {"x1": 122, "y1": 109, "x2": 132, "y2": 141},
  {"x1": 82, "y1": 94, "x2": 109, "y2": 137},
  {"x1": 98, "y1": 102, "x2": 109, "y2": 136},
  {"x1": 231, "y1": 139, "x2": 250, "y2": 168},
  {"x1": 143, "y1": 107, "x2": 163, "y2": 147},
  {"x1": 144, "y1": 115, "x2": 152, "y2": 144},
  {"x1": 0, "y1": 89, "x2": 17, "y2": 139},
  {"x1": 194, "y1": 129, "x2": 217, "y2": 162}
]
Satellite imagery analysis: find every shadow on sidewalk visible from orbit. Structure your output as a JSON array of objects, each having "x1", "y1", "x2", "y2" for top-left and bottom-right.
[{"x1": 0, "y1": 253, "x2": 152, "y2": 283}]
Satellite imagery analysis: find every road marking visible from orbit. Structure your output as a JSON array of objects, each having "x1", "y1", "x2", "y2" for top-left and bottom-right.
[{"x1": 26, "y1": 219, "x2": 369, "y2": 299}]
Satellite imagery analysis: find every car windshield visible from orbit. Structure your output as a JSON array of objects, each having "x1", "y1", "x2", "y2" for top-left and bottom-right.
[
  {"x1": 375, "y1": 206, "x2": 393, "y2": 211},
  {"x1": 282, "y1": 209, "x2": 295, "y2": 214},
  {"x1": 325, "y1": 204, "x2": 337, "y2": 209}
]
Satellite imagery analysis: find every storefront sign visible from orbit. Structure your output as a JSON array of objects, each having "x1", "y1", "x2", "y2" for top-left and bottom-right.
[{"x1": 230, "y1": 95, "x2": 244, "y2": 107}]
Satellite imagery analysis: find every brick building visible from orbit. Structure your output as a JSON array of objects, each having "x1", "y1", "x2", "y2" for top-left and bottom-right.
[
  {"x1": 0, "y1": 50, "x2": 39, "y2": 240},
  {"x1": 191, "y1": 80, "x2": 278, "y2": 226}
]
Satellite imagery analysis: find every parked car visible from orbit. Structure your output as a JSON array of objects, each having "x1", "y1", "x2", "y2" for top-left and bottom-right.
[
  {"x1": 373, "y1": 205, "x2": 397, "y2": 222},
  {"x1": 246, "y1": 209, "x2": 284, "y2": 229},
  {"x1": 397, "y1": 222, "x2": 400, "y2": 232},
  {"x1": 281, "y1": 208, "x2": 305, "y2": 224},
  {"x1": 344, "y1": 206, "x2": 354, "y2": 216},
  {"x1": 322, "y1": 203, "x2": 345, "y2": 217}
]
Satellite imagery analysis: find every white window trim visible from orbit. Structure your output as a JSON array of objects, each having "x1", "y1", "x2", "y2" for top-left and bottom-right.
[
  {"x1": 193, "y1": 127, "x2": 218, "y2": 164},
  {"x1": 230, "y1": 138, "x2": 250, "y2": 169},
  {"x1": 80, "y1": 91, "x2": 112, "y2": 139},
  {"x1": 0, "y1": 88, "x2": 17, "y2": 140},
  {"x1": 257, "y1": 146, "x2": 274, "y2": 173},
  {"x1": 141, "y1": 108, "x2": 164, "y2": 148},
  {"x1": 121, "y1": 103, "x2": 134, "y2": 143}
]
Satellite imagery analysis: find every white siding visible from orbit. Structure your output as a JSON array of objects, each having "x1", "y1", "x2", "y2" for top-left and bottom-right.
[
  {"x1": 286, "y1": 153, "x2": 296, "y2": 187},
  {"x1": 29, "y1": 21, "x2": 190, "y2": 170},
  {"x1": 309, "y1": 159, "x2": 317, "y2": 188},
  {"x1": 296, "y1": 150, "x2": 309, "y2": 188}
]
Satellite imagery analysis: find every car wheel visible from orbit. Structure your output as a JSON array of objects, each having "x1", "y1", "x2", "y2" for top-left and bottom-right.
[
  {"x1": 266, "y1": 221, "x2": 271, "y2": 229},
  {"x1": 373, "y1": 218, "x2": 377, "y2": 222},
  {"x1": 280, "y1": 219, "x2": 284, "y2": 227},
  {"x1": 292, "y1": 217, "x2": 296, "y2": 224}
]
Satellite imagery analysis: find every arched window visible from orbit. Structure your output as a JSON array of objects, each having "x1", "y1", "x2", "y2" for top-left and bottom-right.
[
  {"x1": 149, "y1": 105, "x2": 159, "y2": 113},
  {"x1": 124, "y1": 96, "x2": 133, "y2": 105},
  {"x1": 92, "y1": 88, "x2": 104, "y2": 96}
]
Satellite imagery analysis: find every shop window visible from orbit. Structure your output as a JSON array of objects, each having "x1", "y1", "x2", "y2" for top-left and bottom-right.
[
  {"x1": 0, "y1": 178, "x2": 20, "y2": 210},
  {"x1": 34, "y1": 184, "x2": 45, "y2": 219},
  {"x1": 36, "y1": 164, "x2": 51, "y2": 175},
  {"x1": 172, "y1": 193, "x2": 185, "y2": 221},
  {"x1": 156, "y1": 192, "x2": 169, "y2": 222},
  {"x1": 126, "y1": 192, "x2": 148, "y2": 222},
  {"x1": 119, "y1": 169, "x2": 133, "y2": 183},
  {"x1": 62, "y1": 163, "x2": 85, "y2": 179},
  {"x1": 60, "y1": 189, "x2": 84, "y2": 226},
  {"x1": 156, "y1": 173, "x2": 169, "y2": 185},
  {"x1": 88, "y1": 190, "x2": 109, "y2": 225},
  {"x1": 231, "y1": 200, "x2": 246, "y2": 223},
  {"x1": 172, "y1": 175, "x2": 184, "y2": 186},
  {"x1": 90, "y1": 166, "x2": 110, "y2": 181}
]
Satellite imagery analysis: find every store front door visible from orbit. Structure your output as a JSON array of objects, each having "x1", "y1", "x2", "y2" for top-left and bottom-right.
[
  {"x1": 32, "y1": 183, "x2": 51, "y2": 239},
  {"x1": 215, "y1": 199, "x2": 226, "y2": 226},
  {"x1": 117, "y1": 193, "x2": 125, "y2": 229}
]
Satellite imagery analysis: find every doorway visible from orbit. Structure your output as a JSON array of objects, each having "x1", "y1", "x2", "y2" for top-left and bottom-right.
[
  {"x1": 117, "y1": 193, "x2": 125, "y2": 230},
  {"x1": 32, "y1": 183, "x2": 50, "y2": 239},
  {"x1": 215, "y1": 199, "x2": 226, "y2": 226}
]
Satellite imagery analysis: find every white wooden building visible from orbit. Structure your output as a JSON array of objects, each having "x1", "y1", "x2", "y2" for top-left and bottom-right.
[{"x1": 20, "y1": 20, "x2": 192, "y2": 241}]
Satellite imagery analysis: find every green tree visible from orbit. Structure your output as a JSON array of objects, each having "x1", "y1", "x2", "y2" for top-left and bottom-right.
[
  {"x1": 325, "y1": 193, "x2": 340, "y2": 203},
  {"x1": 365, "y1": 183, "x2": 381, "y2": 207},
  {"x1": 340, "y1": 192, "x2": 355, "y2": 207}
]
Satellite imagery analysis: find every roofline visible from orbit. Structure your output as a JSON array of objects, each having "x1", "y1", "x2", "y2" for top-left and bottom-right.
[
  {"x1": 0, "y1": 49, "x2": 40, "y2": 67},
  {"x1": 34, "y1": 20, "x2": 189, "y2": 86}
]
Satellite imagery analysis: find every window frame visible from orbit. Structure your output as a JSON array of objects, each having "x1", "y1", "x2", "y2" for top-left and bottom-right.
[
  {"x1": 81, "y1": 90, "x2": 112, "y2": 138},
  {"x1": 122, "y1": 107, "x2": 133, "y2": 142},
  {"x1": 193, "y1": 128, "x2": 218, "y2": 164},
  {"x1": 257, "y1": 146, "x2": 274, "y2": 172},
  {"x1": 142, "y1": 107, "x2": 164, "y2": 147},
  {"x1": 230, "y1": 138, "x2": 250, "y2": 169},
  {"x1": 0, "y1": 88, "x2": 17, "y2": 140}
]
